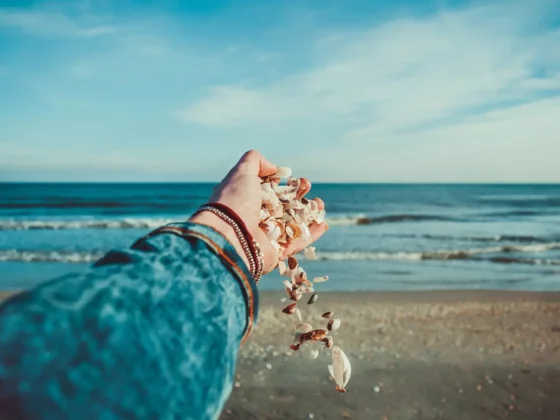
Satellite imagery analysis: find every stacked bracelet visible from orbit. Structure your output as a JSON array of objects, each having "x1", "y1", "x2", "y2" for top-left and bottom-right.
[{"x1": 192, "y1": 203, "x2": 265, "y2": 283}]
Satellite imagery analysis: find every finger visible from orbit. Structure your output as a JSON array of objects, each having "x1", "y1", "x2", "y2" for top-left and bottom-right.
[
  {"x1": 312, "y1": 197, "x2": 325, "y2": 211},
  {"x1": 281, "y1": 222, "x2": 328, "y2": 259},
  {"x1": 236, "y1": 150, "x2": 277, "y2": 177},
  {"x1": 297, "y1": 178, "x2": 311, "y2": 200}
]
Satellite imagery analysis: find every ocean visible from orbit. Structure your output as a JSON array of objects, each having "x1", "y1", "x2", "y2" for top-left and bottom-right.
[{"x1": 1, "y1": 183, "x2": 559, "y2": 291}]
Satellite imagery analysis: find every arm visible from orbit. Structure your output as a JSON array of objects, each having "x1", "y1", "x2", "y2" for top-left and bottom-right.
[
  {"x1": 0, "y1": 222, "x2": 257, "y2": 420},
  {"x1": 0, "y1": 150, "x2": 327, "y2": 420}
]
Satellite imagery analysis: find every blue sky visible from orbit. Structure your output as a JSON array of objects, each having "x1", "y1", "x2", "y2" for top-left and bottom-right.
[{"x1": 1, "y1": 0, "x2": 559, "y2": 182}]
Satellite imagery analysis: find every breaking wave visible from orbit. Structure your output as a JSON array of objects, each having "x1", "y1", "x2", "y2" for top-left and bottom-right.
[
  {"x1": 0, "y1": 214, "x2": 457, "y2": 230},
  {"x1": 3, "y1": 242, "x2": 560, "y2": 264},
  {"x1": 0, "y1": 218, "x2": 177, "y2": 231}
]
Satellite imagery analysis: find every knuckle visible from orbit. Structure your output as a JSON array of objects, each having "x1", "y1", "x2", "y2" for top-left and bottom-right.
[{"x1": 243, "y1": 149, "x2": 260, "y2": 160}]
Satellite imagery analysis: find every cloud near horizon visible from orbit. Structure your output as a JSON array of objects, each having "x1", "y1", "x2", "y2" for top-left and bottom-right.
[{"x1": 1, "y1": 0, "x2": 559, "y2": 182}]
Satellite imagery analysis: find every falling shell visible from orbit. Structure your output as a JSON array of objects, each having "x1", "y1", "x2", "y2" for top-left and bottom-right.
[
  {"x1": 328, "y1": 318, "x2": 341, "y2": 332},
  {"x1": 303, "y1": 246, "x2": 317, "y2": 260},
  {"x1": 259, "y1": 165, "x2": 343, "y2": 392},
  {"x1": 302, "y1": 344, "x2": 319, "y2": 360},
  {"x1": 328, "y1": 346, "x2": 351, "y2": 392},
  {"x1": 295, "y1": 323, "x2": 313, "y2": 333},
  {"x1": 282, "y1": 302, "x2": 297, "y2": 315}
]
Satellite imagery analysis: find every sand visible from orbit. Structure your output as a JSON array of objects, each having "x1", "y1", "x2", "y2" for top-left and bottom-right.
[
  {"x1": 2, "y1": 290, "x2": 559, "y2": 419},
  {"x1": 221, "y1": 291, "x2": 560, "y2": 420}
]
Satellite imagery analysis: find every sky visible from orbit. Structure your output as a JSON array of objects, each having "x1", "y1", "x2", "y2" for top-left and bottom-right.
[{"x1": 0, "y1": 0, "x2": 559, "y2": 182}]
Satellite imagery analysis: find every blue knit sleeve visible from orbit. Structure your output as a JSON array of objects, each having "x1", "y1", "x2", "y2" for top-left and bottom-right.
[{"x1": 0, "y1": 222, "x2": 258, "y2": 420}]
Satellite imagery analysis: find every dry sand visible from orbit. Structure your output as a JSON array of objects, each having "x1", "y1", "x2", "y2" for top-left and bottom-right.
[
  {"x1": 2, "y1": 290, "x2": 559, "y2": 419},
  {"x1": 222, "y1": 291, "x2": 560, "y2": 420}
]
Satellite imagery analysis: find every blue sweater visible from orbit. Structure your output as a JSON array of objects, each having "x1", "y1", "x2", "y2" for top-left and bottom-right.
[{"x1": 0, "y1": 222, "x2": 259, "y2": 420}]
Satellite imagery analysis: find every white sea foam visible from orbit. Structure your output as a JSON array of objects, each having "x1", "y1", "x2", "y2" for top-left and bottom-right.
[{"x1": 2, "y1": 242, "x2": 560, "y2": 264}]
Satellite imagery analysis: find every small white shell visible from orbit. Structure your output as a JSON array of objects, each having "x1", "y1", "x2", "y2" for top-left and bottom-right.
[
  {"x1": 328, "y1": 318, "x2": 341, "y2": 332},
  {"x1": 329, "y1": 346, "x2": 351, "y2": 389},
  {"x1": 302, "y1": 345, "x2": 319, "y2": 360},
  {"x1": 275, "y1": 166, "x2": 292, "y2": 179},
  {"x1": 282, "y1": 280, "x2": 293, "y2": 290},
  {"x1": 278, "y1": 260, "x2": 287, "y2": 275},
  {"x1": 313, "y1": 276, "x2": 329, "y2": 283},
  {"x1": 294, "y1": 308, "x2": 302, "y2": 322},
  {"x1": 303, "y1": 246, "x2": 317, "y2": 260},
  {"x1": 295, "y1": 323, "x2": 313, "y2": 333}
]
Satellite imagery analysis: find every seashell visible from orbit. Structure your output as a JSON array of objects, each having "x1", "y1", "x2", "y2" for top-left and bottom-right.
[
  {"x1": 284, "y1": 200, "x2": 306, "y2": 210},
  {"x1": 292, "y1": 267, "x2": 305, "y2": 285},
  {"x1": 322, "y1": 336, "x2": 333, "y2": 349},
  {"x1": 328, "y1": 318, "x2": 341, "y2": 332},
  {"x1": 328, "y1": 346, "x2": 351, "y2": 392},
  {"x1": 287, "y1": 177, "x2": 301, "y2": 189},
  {"x1": 313, "y1": 276, "x2": 329, "y2": 283},
  {"x1": 275, "y1": 166, "x2": 292, "y2": 179},
  {"x1": 295, "y1": 323, "x2": 313, "y2": 333},
  {"x1": 294, "y1": 308, "x2": 302, "y2": 322},
  {"x1": 301, "y1": 224, "x2": 312, "y2": 240},
  {"x1": 272, "y1": 203, "x2": 285, "y2": 218},
  {"x1": 316, "y1": 209, "x2": 326, "y2": 224},
  {"x1": 301, "y1": 286, "x2": 315, "y2": 294},
  {"x1": 274, "y1": 187, "x2": 299, "y2": 198},
  {"x1": 322, "y1": 311, "x2": 333, "y2": 319},
  {"x1": 289, "y1": 343, "x2": 300, "y2": 351},
  {"x1": 260, "y1": 220, "x2": 281, "y2": 242},
  {"x1": 287, "y1": 255, "x2": 298, "y2": 270},
  {"x1": 282, "y1": 279, "x2": 293, "y2": 290},
  {"x1": 261, "y1": 182, "x2": 274, "y2": 193},
  {"x1": 296, "y1": 179, "x2": 311, "y2": 200},
  {"x1": 303, "y1": 246, "x2": 317, "y2": 260},
  {"x1": 282, "y1": 302, "x2": 297, "y2": 315},
  {"x1": 309, "y1": 329, "x2": 328, "y2": 341},
  {"x1": 307, "y1": 294, "x2": 318, "y2": 304},
  {"x1": 309, "y1": 199, "x2": 319, "y2": 211},
  {"x1": 278, "y1": 260, "x2": 287, "y2": 275},
  {"x1": 286, "y1": 222, "x2": 303, "y2": 239},
  {"x1": 259, "y1": 208, "x2": 271, "y2": 220},
  {"x1": 286, "y1": 209, "x2": 301, "y2": 224},
  {"x1": 302, "y1": 345, "x2": 319, "y2": 360},
  {"x1": 290, "y1": 289, "x2": 303, "y2": 302}
]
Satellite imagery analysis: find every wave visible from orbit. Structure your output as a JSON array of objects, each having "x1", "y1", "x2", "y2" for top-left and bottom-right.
[
  {"x1": 0, "y1": 218, "x2": 177, "y2": 231},
  {"x1": 3, "y1": 242, "x2": 560, "y2": 264},
  {"x1": 0, "y1": 250, "x2": 103, "y2": 263},
  {"x1": 316, "y1": 242, "x2": 560, "y2": 263}
]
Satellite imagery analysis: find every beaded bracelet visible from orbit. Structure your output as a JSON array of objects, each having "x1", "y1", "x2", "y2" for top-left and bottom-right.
[{"x1": 192, "y1": 203, "x2": 264, "y2": 283}]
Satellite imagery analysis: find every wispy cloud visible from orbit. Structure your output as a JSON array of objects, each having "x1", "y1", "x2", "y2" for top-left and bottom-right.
[
  {"x1": 1, "y1": 0, "x2": 559, "y2": 181},
  {"x1": 0, "y1": 8, "x2": 117, "y2": 37},
  {"x1": 180, "y1": 1, "x2": 560, "y2": 145}
]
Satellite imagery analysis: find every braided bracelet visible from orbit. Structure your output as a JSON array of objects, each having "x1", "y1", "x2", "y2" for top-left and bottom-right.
[{"x1": 192, "y1": 204, "x2": 264, "y2": 283}]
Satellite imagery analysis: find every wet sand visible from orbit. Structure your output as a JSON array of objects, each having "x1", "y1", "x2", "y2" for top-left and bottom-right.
[{"x1": 222, "y1": 291, "x2": 560, "y2": 420}]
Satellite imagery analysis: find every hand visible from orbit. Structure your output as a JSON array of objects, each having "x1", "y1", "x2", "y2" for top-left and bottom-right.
[{"x1": 189, "y1": 150, "x2": 328, "y2": 275}]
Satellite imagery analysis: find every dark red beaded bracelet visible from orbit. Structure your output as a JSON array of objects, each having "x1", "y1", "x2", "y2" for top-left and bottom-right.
[{"x1": 192, "y1": 203, "x2": 264, "y2": 282}]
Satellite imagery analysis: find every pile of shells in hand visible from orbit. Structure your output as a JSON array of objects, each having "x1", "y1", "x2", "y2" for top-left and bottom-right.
[{"x1": 259, "y1": 166, "x2": 351, "y2": 393}]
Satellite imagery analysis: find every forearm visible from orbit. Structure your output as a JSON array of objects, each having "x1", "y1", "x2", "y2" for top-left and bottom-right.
[{"x1": 0, "y1": 222, "x2": 258, "y2": 420}]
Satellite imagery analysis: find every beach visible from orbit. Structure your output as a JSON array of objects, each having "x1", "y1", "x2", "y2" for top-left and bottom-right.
[
  {"x1": 220, "y1": 291, "x2": 560, "y2": 420},
  {"x1": 2, "y1": 184, "x2": 560, "y2": 418},
  {"x1": 1, "y1": 289, "x2": 558, "y2": 418}
]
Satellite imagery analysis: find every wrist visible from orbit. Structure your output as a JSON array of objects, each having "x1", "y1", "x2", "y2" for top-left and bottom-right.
[{"x1": 189, "y1": 211, "x2": 251, "y2": 271}]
